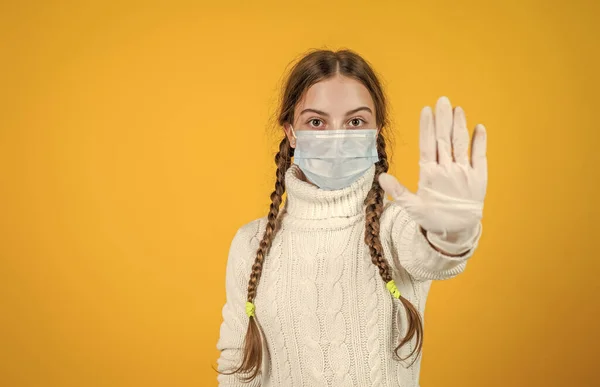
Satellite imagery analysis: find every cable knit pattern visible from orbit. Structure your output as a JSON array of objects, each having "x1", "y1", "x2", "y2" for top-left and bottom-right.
[
  {"x1": 364, "y1": 249, "x2": 384, "y2": 387},
  {"x1": 260, "y1": 225, "x2": 292, "y2": 385},
  {"x1": 322, "y1": 229, "x2": 352, "y2": 386},
  {"x1": 295, "y1": 230, "x2": 327, "y2": 385},
  {"x1": 216, "y1": 164, "x2": 483, "y2": 386}
]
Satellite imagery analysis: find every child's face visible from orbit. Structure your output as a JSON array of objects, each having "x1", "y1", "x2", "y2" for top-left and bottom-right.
[{"x1": 284, "y1": 74, "x2": 377, "y2": 148}]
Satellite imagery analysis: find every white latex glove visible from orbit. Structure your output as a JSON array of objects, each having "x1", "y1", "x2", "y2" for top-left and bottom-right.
[{"x1": 379, "y1": 96, "x2": 488, "y2": 246}]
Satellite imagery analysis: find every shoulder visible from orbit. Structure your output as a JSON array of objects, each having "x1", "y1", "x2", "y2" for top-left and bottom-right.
[
  {"x1": 231, "y1": 216, "x2": 268, "y2": 248},
  {"x1": 221, "y1": 217, "x2": 268, "y2": 299},
  {"x1": 226, "y1": 216, "x2": 269, "y2": 268},
  {"x1": 380, "y1": 197, "x2": 411, "y2": 231}
]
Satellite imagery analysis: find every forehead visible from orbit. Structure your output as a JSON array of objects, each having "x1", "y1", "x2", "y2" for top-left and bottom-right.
[{"x1": 296, "y1": 75, "x2": 375, "y2": 114}]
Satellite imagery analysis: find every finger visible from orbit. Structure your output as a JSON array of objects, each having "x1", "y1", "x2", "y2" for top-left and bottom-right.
[
  {"x1": 378, "y1": 173, "x2": 419, "y2": 204},
  {"x1": 419, "y1": 106, "x2": 436, "y2": 165},
  {"x1": 470, "y1": 124, "x2": 487, "y2": 172},
  {"x1": 452, "y1": 106, "x2": 470, "y2": 165},
  {"x1": 435, "y1": 96, "x2": 453, "y2": 165}
]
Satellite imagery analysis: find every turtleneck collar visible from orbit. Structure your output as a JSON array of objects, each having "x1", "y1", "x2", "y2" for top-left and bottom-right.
[{"x1": 283, "y1": 163, "x2": 377, "y2": 220}]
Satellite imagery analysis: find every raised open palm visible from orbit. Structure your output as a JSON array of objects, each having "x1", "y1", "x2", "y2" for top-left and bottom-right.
[{"x1": 379, "y1": 96, "x2": 488, "y2": 236}]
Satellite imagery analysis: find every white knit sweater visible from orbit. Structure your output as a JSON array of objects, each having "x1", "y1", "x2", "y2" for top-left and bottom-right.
[{"x1": 216, "y1": 163, "x2": 482, "y2": 387}]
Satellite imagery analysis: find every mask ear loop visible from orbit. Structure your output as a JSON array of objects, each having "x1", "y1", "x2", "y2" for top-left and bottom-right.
[{"x1": 289, "y1": 125, "x2": 297, "y2": 148}]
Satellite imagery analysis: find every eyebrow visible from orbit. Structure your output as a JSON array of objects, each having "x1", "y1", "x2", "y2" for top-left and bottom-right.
[{"x1": 299, "y1": 106, "x2": 373, "y2": 117}]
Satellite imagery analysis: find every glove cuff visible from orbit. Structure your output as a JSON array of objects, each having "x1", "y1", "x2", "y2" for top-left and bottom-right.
[{"x1": 424, "y1": 222, "x2": 482, "y2": 256}]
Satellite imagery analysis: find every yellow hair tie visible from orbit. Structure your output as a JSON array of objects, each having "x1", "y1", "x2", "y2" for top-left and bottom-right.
[
  {"x1": 245, "y1": 301, "x2": 255, "y2": 317},
  {"x1": 386, "y1": 280, "x2": 401, "y2": 299}
]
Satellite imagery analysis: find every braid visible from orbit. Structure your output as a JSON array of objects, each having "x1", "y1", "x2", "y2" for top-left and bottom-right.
[
  {"x1": 219, "y1": 136, "x2": 293, "y2": 382},
  {"x1": 364, "y1": 133, "x2": 424, "y2": 366},
  {"x1": 247, "y1": 138, "x2": 291, "y2": 300}
]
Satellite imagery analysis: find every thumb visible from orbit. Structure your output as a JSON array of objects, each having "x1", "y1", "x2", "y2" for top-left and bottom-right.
[{"x1": 378, "y1": 173, "x2": 418, "y2": 204}]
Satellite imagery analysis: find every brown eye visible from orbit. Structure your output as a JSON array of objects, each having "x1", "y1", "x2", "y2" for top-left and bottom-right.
[
  {"x1": 350, "y1": 118, "x2": 364, "y2": 127},
  {"x1": 310, "y1": 119, "x2": 323, "y2": 127}
]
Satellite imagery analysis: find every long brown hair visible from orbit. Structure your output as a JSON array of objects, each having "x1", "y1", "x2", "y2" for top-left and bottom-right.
[{"x1": 219, "y1": 48, "x2": 423, "y2": 382}]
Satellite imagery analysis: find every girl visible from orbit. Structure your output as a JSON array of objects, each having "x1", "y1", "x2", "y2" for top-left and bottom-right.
[{"x1": 215, "y1": 49, "x2": 487, "y2": 386}]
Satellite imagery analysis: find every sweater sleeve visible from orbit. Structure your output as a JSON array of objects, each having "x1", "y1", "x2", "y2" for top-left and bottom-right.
[
  {"x1": 382, "y1": 199, "x2": 482, "y2": 281},
  {"x1": 216, "y1": 220, "x2": 263, "y2": 387}
]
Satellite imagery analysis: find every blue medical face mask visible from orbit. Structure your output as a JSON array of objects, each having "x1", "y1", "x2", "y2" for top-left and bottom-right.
[{"x1": 291, "y1": 127, "x2": 380, "y2": 191}]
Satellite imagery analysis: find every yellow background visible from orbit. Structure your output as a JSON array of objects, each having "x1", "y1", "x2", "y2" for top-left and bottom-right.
[{"x1": 1, "y1": 0, "x2": 598, "y2": 386}]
